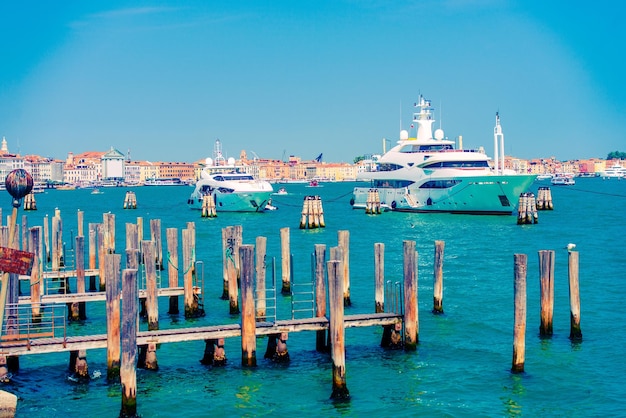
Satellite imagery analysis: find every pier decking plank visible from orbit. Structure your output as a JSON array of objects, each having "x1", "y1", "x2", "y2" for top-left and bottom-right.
[{"x1": 0, "y1": 312, "x2": 402, "y2": 356}]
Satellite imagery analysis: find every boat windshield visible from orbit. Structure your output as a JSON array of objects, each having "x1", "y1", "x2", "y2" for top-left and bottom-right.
[
  {"x1": 421, "y1": 161, "x2": 489, "y2": 169},
  {"x1": 215, "y1": 175, "x2": 255, "y2": 181},
  {"x1": 399, "y1": 144, "x2": 454, "y2": 153},
  {"x1": 419, "y1": 179, "x2": 461, "y2": 189},
  {"x1": 373, "y1": 180, "x2": 413, "y2": 188},
  {"x1": 377, "y1": 163, "x2": 404, "y2": 172}
]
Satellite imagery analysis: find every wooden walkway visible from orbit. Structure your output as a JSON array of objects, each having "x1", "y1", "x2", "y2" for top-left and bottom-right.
[
  {"x1": 17, "y1": 287, "x2": 193, "y2": 304},
  {"x1": 0, "y1": 312, "x2": 402, "y2": 356}
]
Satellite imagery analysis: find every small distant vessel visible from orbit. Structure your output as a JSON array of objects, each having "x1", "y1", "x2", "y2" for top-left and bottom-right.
[
  {"x1": 535, "y1": 174, "x2": 552, "y2": 181},
  {"x1": 600, "y1": 163, "x2": 626, "y2": 179},
  {"x1": 352, "y1": 95, "x2": 536, "y2": 214},
  {"x1": 91, "y1": 188, "x2": 104, "y2": 195},
  {"x1": 551, "y1": 173, "x2": 575, "y2": 186},
  {"x1": 187, "y1": 140, "x2": 273, "y2": 212},
  {"x1": 307, "y1": 179, "x2": 322, "y2": 187},
  {"x1": 274, "y1": 187, "x2": 288, "y2": 195},
  {"x1": 144, "y1": 178, "x2": 186, "y2": 186}
]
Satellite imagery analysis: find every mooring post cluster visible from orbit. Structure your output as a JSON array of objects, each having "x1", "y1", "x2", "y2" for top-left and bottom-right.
[{"x1": 511, "y1": 248, "x2": 582, "y2": 373}]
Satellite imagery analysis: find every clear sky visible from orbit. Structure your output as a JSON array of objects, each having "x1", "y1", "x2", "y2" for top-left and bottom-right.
[{"x1": 1, "y1": 0, "x2": 624, "y2": 164}]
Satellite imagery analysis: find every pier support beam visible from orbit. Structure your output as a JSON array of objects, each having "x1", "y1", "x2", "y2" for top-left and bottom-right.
[
  {"x1": 240, "y1": 245, "x2": 256, "y2": 367},
  {"x1": 327, "y1": 258, "x2": 349, "y2": 400},
  {"x1": 538, "y1": 250, "x2": 555, "y2": 337},
  {"x1": 512, "y1": 254, "x2": 527, "y2": 373},
  {"x1": 403, "y1": 240, "x2": 418, "y2": 350}
]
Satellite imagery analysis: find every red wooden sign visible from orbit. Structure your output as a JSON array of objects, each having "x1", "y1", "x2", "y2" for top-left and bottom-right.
[{"x1": 0, "y1": 247, "x2": 35, "y2": 275}]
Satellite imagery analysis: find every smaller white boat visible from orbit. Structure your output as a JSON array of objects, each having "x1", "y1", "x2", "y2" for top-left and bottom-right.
[
  {"x1": 551, "y1": 173, "x2": 575, "y2": 186},
  {"x1": 535, "y1": 174, "x2": 552, "y2": 181},
  {"x1": 274, "y1": 187, "x2": 288, "y2": 195},
  {"x1": 600, "y1": 163, "x2": 626, "y2": 179},
  {"x1": 91, "y1": 188, "x2": 104, "y2": 195}
]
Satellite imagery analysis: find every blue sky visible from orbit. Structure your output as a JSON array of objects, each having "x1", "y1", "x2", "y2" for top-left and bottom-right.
[{"x1": 1, "y1": 1, "x2": 623, "y2": 164}]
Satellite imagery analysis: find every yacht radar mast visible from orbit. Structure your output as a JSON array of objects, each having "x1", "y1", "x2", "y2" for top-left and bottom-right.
[{"x1": 493, "y1": 113, "x2": 505, "y2": 174}]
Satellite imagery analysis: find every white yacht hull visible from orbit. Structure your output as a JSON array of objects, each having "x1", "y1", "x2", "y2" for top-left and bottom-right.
[
  {"x1": 188, "y1": 190, "x2": 272, "y2": 212},
  {"x1": 352, "y1": 174, "x2": 536, "y2": 215}
]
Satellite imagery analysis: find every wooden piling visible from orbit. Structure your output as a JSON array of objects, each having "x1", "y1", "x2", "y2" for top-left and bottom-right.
[
  {"x1": 536, "y1": 187, "x2": 553, "y2": 210},
  {"x1": 166, "y1": 228, "x2": 179, "y2": 315},
  {"x1": 183, "y1": 228, "x2": 202, "y2": 318},
  {"x1": 120, "y1": 268, "x2": 138, "y2": 417},
  {"x1": 403, "y1": 240, "x2": 418, "y2": 350},
  {"x1": 221, "y1": 226, "x2": 239, "y2": 314},
  {"x1": 123, "y1": 191, "x2": 137, "y2": 209},
  {"x1": 568, "y1": 251, "x2": 582, "y2": 341},
  {"x1": 338, "y1": 230, "x2": 351, "y2": 307},
  {"x1": 240, "y1": 245, "x2": 257, "y2": 367},
  {"x1": 77, "y1": 209, "x2": 84, "y2": 237},
  {"x1": 71, "y1": 235, "x2": 86, "y2": 320},
  {"x1": 142, "y1": 240, "x2": 159, "y2": 331},
  {"x1": 201, "y1": 194, "x2": 217, "y2": 217},
  {"x1": 97, "y1": 223, "x2": 106, "y2": 291},
  {"x1": 327, "y1": 259, "x2": 349, "y2": 400},
  {"x1": 24, "y1": 192, "x2": 37, "y2": 211},
  {"x1": 88, "y1": 223, "x2": 97, "y2": 291},
  {"x1": 21, "y1": 214, "x2": 28, "y2": 252},
  {"x1": 105, "y1": 253, "x2": 122, "y2": 379},
  {"x1": 374, "y1": 243, "x2": 384, "y2": 313},
  {"x1": 51, "y1": 214, "x2": 61, "y2": 271},
  {"x1": 433, "y1": 240, "x2": 445, "y2": 314},
  {"x1": 29, "y1": 227, "x2": 42, "y2": 320},
  {"x1": 103, "y1": 212, "x2": 116, "y2": 254},
  {"x1": 150, "y1": 219, "x2": 164, "y2": 270},
  {"x1": 517, "y1": 192, "x2": 538, "y2": 224},
  {"x1": 255, "y1": 236, "x2": 267, "y2": 321},
  {"x1": 512, "y1": 253, "x2": 527, "y2": 373},
  {"x1": 538, "y1": 250, "x2": 555, "y2": 337},
  {"x1": 314, "y1": 244, "x2": 328, "y2": 352},
  {"x1": 280, "y1": 227, "x2": 291, "y2": 295},
  {"x1": 43, "y1": 214, "x2": 50, "y2": 263}
]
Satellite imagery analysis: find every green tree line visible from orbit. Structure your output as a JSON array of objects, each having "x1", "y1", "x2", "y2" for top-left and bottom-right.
[{"x1": 607, "y1": 151, "x2": 626, "y2": 160}]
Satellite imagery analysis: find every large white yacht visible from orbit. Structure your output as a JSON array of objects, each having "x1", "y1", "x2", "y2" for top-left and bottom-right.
[
  {"x1": 187, "y1": 140, "x2": 273, "y2": 212},
  {"x1": 352, "y1": 96, "x2": 536, "y2": 215},
  {"x1": 600, "y1": 163, "x2": 626, "y2": 179}
]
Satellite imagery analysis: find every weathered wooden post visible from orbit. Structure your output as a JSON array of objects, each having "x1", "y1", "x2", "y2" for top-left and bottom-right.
[
  {"x1": 240, "y1": 245, "x2": 257, "y2": 367},
  {"x1": 29, "y1": 226, "x2": 42, "y2": 321},
  {"x1": 222, "y1": 226, "x2": 239, "y2": 314},
  {"x1": 77, "y1": 209, "x2": 84, "y2": 237},
  {"x1": 120, "y1": 268, "x2": 138, "y2": 417},
  {"x1": 338, "y1": 230, "x2": 351, "y2": 307},
  {"x1": 71, "y1": 235, "x2": 86, "y2": 320},
  {"x1": 43, "y1": 214, "x2": 50, "y2": 263},
  {"x1": 568, "y1": 251, "x2": 582, "y2": 341},
  {"x1": 327, "y1": 258, "x2": 349, "y2": 400},
  {"x1": 314, "y1": 244, "x2": 328, "y2": 352},
  {"x1": 105, "y1": 253, "x2": 122, "y2": 379},
  {"x1": 255, "y1": 236, "x2": 267, "y2": 321},
  {"x1": 538, "y1": 250, "x2": 555, "y2": 337},
  {"x1": 88, "y1": 222, "x2": 97, "y2": 291},
  {"x1": 280, "y1": 227, "x2": 291, "y2": 294},
  {"x1": 150, "y1": 219, "x2": 163, "y2": 270},
  {"x1": 433, "y1": 240, "x2": 445, "y2": 314},
  {"x1": 103, "y1": 212, "x2": 116, "y2": 254},
  {"x1": 512, "y1": 253, "x2": 527, "y2": 373},
  {"x1": 142, "y1": 240, "x2": 159, "y2": 331},
  {"x1": 183, "y1": 228, "x2": 202, "y2": 318},
  {"x1": 97, "y1": 223, "x2": 105, "y2": 291},
  {"x1": 166, "y1": 227, "x2": 179, "y2": 314},
  {"x1": 403, "y1": 240, "x2": 418, "y2": 350},
  {"x1": 374, "y1": 243, "x2": 384, "y2": 313}
]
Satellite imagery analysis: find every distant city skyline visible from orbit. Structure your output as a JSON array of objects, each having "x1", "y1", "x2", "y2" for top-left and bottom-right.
[{"x1": 1, "y1": 1, "x2": 624, "y2": 163}]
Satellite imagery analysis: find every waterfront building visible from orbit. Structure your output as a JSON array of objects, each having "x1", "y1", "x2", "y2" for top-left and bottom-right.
[{"x1": 101, "y1": 147, "x2": 126, "y2": 181}]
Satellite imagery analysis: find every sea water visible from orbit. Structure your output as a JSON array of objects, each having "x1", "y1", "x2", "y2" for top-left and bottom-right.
[{"x1": 3, "y1": 178, "x2": 626, "y2": 417}]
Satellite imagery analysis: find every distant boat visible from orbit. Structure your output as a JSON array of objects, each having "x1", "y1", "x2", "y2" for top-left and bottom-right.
[
  {"x1": 600, "y1": 163, "x2": 626, "y2": 179},
  {"x1": 535, "y1": 174, "x2": 552, "y2": 181},
  {"x1": 274, "y1": 187, "x2": 288, "y2": 195},
  {"x1": 307, "y1": 179, "x2": 322, "y2": 187},
  {"x1": 187, "y1": 140, "x2": 273, "y2": 212},
  {"x1": 91, "y1": 188, "x2": 104, "y2": 195},
  {"x1": 551, "y1": 173, "x2": 575, "y2": 186},
  {"x1": 144, "y1": 178, "x2": 186, "y2": 186}
]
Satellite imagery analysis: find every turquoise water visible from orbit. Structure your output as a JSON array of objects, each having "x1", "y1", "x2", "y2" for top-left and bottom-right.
[{"x1": 4, "y1": 179, "x2": 626, "y2": 417}]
